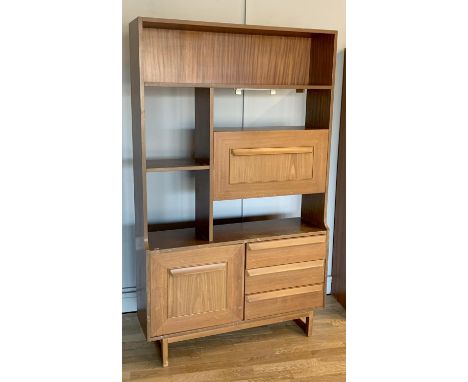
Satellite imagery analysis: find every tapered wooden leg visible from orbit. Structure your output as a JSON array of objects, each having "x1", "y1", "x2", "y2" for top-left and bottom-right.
[
  {"x1": 294, "y1": 311, "x2": 314, "y2": 337},
  {"x1": 160, "y1": 338, "x2": 169, "y2": 367}
]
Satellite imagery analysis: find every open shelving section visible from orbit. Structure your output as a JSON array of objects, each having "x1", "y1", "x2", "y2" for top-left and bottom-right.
[
  {"x1": 130, "y1": 16, "x2": 337, "y2": 366},
  {"x1": 148, "y1": 217, "x2": 327, "y2": 252}
]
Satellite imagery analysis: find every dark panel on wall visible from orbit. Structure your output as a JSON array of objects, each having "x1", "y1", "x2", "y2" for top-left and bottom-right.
[{"x1": 331, "y1": 51, "x2": 346, "y2": 308}]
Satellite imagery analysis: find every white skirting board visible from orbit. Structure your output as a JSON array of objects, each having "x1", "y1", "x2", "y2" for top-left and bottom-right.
[
  {"x1": 122, "y1": 276, "x2": 333, "y2": 314},
  {"x1": 326, "y1": 275, "x2": 332, "y2": 294}
]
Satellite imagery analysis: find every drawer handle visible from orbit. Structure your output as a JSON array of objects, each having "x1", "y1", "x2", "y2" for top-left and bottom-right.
[
  {"x1": 169, "y1": 263, "x2": 226, "y2": 276},
  {"x1": 246, "y1": 260, "x2": 324, "y2": 277},
  {"x1": 246, "y1": 284, "x2": 323, "y2": 303},
  {"x1": 247, "y1": 235, "x2": 326, "y2": 251},
  {"x1": 231, "y1": 147, "x2": 313, "y2": 156}
]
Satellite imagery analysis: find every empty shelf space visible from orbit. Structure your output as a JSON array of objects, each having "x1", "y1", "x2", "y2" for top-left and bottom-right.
[
  {"x1": 144, "y1": 82, "x2": 333, "y2": 90},
  {"x1": 146, "y1": 158, "x2": 210, "y2": 172},
  {"x1": 148, "y1": 217, "x2": 326, "y2": 252},
  {"x1": 214, "y1": 217, "x2": 326, "y2": 243}
]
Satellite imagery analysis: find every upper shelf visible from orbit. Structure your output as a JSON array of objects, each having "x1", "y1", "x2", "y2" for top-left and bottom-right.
[
  {"x1": 140, "y1": 17, "x2": 337, "y2": 38},
  {"x1": 146, "y1": 158, "x2": 209, "y2": 172},
  {"x1": 144, "y1": 83, "x2": 333, "y2": 90},
  {"x1": 135, "y1": 17, "x2": 337, "y2": 88}
]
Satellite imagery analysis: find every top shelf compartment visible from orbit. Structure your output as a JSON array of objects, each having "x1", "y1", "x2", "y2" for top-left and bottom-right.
[{"x1": 137, "y1": 17, "x2": 337, "y2": 88}]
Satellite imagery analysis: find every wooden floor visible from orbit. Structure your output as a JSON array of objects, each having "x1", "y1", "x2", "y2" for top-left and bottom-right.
[{"x1": 123, "y1": 296, "x2": 346, "y2": 381}]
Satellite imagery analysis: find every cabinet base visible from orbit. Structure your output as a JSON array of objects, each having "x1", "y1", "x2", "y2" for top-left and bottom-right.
[{"x1": 154, "y1": 310, "x2": 315, "y2": 367}]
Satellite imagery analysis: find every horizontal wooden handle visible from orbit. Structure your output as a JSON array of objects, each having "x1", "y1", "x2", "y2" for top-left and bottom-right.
[
  {"x1": 231, "y1": 146, "x2": 313, "y2": 156},
  {"x1": 169, "y1": 263, "x2": 226, "y2": 276},
  {"x1": 246, "y1": 284, "x2": 323, "y2": 303},
  {"x1": 247, "y1": 235, "x2": 326, "y2": 251},
  {"x1": 246, "y1": 260, "x2": 324, "y2": 277}
]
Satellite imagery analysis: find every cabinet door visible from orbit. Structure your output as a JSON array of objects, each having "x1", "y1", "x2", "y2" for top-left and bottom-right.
[
  {"x1": 149, "y1": 244, "x2": 244, "y2": 337},
  {"x1": 213, "y1": 130, "x2": 329, "y2": 200}
]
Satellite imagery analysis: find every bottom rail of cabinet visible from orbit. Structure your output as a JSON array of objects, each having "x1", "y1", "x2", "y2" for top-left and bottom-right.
[{"x1": 151, "y1": 309, "x2": 315, "y2": 368}]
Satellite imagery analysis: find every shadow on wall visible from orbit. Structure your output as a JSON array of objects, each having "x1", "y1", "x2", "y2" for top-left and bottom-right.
[
  {"x1": 147, "y1": 214, "x2": 287, "y2": 232},
  {"x1": 122, "y1": 223, "x2": 135, "y2": 289}
]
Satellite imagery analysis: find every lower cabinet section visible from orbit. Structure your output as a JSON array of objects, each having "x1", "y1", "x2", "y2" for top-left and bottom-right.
[
  {"x1": 149, "y1": 244, "x2": 244, "y2": 337},
  {"x1": 245, "y1": 284, "x2": 324, "y2": 320},
  {"x1": 148, "y1": 235, "x2": 327, "y2": 337}
]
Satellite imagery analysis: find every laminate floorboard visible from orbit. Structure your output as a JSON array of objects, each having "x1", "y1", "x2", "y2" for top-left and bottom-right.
[{"x1": 123, "y1": 295, "x2": 345, "y2": 381}]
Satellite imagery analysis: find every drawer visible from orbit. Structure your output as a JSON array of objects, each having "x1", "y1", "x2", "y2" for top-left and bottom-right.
[
  {"x1": 245, "y1": 284, "x2": 324, "y2": 320},
  {"x1": 246, "y1": 235, "x2": 327, "y2": 269},
  {"x1": 213, "y1": 130, "x2": 329, "y2": 200},
  {"x1": 245, "y1": 259, "x2": 325, "y2": 294}
]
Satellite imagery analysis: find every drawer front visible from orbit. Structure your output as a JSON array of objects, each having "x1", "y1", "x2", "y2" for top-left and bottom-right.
[
  {"x1": 246, "y1": 235, "x2": 327, "y2": 269},
  {"x1": 213, "y1": 130, "x2": 329, "y2": 200},
  {"x1": 245, "y1": 284, "x2": 324, "y2": 320},
  {"x1": 245, "y1": 259, "x2": 325, "y2": 294}
]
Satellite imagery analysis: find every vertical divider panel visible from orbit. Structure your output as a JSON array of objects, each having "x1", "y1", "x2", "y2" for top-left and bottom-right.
[
  {"x1": 301, "y1": 32, "x2": 337, "y2": 231},
  {"x1": 301, "y1": 89, "x2": 329, "y2": 229},
  {"x1": 130, "y1": 19, "x2": 149, "y2": 247},
  {"x1": 194, "y1": 88, "x2": 214, "y2": 241},
  {"x1": 305, "y1": 89, "x2": 332, "y2": 130},
  {"x1": 301, "y1": 193, "x2": 326, "y2": 229},
  {"x1": 302, "y1": 33, "x2": 337, "y2": 303},
  {"x1": 308, "y1": 33, "x2": 336, "y2": 86}
]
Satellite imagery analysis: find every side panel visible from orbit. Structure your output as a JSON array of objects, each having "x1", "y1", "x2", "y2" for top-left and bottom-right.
[{"x1": 129, "y1": 18, "x2": 150, "y2": 337}]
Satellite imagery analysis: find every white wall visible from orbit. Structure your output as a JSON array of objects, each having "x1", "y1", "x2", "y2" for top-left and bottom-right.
[{"x1": 122, "y1": 0, "x2": 346, "y2": 312}]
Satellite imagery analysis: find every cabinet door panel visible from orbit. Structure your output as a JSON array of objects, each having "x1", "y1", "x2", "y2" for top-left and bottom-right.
[
  {"x1": 213, "y1": 130, "x2": 329, "y2": 200},
  {"x1": 150, "y1": 244, "x2": 244, "y2": 337},
  {"x1": 167, "y1": 263, "x2": 227, "y2": 318}
]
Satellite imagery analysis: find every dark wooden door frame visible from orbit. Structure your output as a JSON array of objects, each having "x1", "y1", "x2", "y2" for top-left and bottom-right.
[{"x1": 331, "y1": 50, "x2": 346, "y2": 309}]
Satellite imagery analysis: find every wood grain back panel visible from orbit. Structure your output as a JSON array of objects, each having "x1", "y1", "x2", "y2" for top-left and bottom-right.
[{"x1": 141, "y1": 28, "x2": 311, "y2": 86}]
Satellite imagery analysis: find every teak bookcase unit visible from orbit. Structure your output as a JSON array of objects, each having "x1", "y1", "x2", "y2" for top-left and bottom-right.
[{"x1": 129, "y1": 17, "x2": 337, "y2": 367}]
